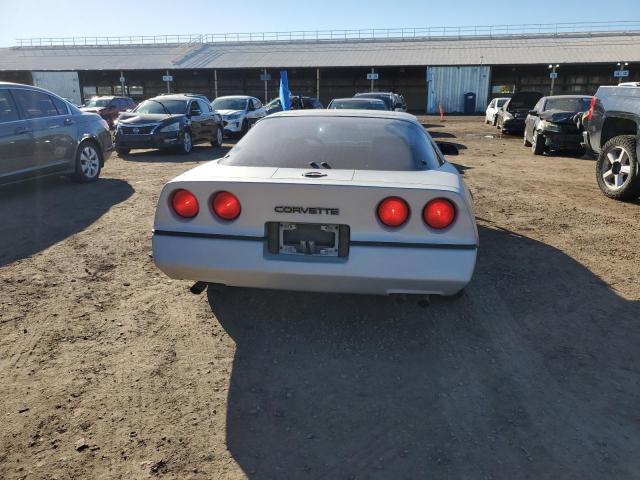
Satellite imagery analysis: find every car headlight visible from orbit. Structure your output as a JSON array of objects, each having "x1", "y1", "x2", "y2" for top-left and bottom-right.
[
  {"x1": 226, "y1": 112, "x2": 243, "y2": 120},
  {"x1": 159, "y1": 122, "x2": 180, "y2": 133},
  {"x1": 539, "y1": 120, "x2": 561, "y2": 132}
]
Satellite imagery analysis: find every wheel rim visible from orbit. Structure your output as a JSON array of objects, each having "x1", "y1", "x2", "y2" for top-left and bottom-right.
[
  {"x1": 183, "y1": 132, "x2": 192, "y2": 152},
  {"x1": 80, "y1": 146, "x2": 99, "y2": 178},
  {"x1": 216, "y1": 128, "x2": 223, "y2": 145},
  {"x1": 602, "y1": 146, "x2": 633, "y2": 190}
]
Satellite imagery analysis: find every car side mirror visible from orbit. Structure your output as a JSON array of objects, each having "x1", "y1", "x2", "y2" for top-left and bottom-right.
[
  {"x1": 528, "y1": 110, "x2": 538, "y2": 116},
  {"x1": 436, "y1": 141, "x2": 459, "y2": 156}
]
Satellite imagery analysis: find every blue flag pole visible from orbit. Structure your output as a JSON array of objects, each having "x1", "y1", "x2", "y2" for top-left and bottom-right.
[{"x1": 279, "y1": 71, "x2": 291, "y2": 111}]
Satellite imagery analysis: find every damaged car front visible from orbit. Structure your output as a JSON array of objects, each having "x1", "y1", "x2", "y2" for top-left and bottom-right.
[{"x1": 523, "y1": 95, "x2": 592, "y2": 156}]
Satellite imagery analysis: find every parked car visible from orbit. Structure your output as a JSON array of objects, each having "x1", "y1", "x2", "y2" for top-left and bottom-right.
[
  {"x1": 211, "y1": 96, "x2": 266, "y2": 137},
  {"x1": 327, "y1": 98, "x2": 388, "y2": 110},
  {"x1": 80, "y1": 96, "x2": 136, "y2": 128},
  {"x1": 353, "y1": 92, "x2": 405, "y2": 111},
  {"x1": 583, "y1": 84, "x2": 640, "y2": 201},
  {"x1": 496, "y1": 91, "x2": 543, "y2": 133},
  {"x1": 523, "y1": 95, "x2": 592, "y2": 156},
  {"x1": 264, "y1": 96, "x2": 324, "y2": 115},
  {"x1": 485, "y1": 97, "x2": 509, "y2": 125},
  {"x1": 114, "y1": 94, "x2": 223, "y2": 155},
  {"x1": 0, "y1": 82, "x2": 113, "y2": 185},
  {"x1": 152, "y1": 110, "x2": 477, "y2": 297}
]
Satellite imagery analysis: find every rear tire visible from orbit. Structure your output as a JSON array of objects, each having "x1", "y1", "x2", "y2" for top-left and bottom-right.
[
  {"x1": 573, "y1": 146, "x2": 587, "y2": 158},
  {"x1": 73, "y1": 140, "x2": 102, "y2": 183},
  {"x1": 596, "y1": 135, "x2": 640, "y2": 201},
  {"x1": 239, "y1": 119, "x2": 249, "y2": 138},
  {"x1": 116, "y1": 147, "x2": 130, "y2": 156},
  {"x1": 492, "y1": 116, "x2": 498, "y2": 127},
  {"x1": 212, "y1": 127, "x2": 223, "y2": 148},
  {"x1": 523, "y1": 130, "x2": 532, "y2": 147}
]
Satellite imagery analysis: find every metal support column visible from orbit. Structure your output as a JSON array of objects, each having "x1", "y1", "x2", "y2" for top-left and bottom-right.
[
  {"x1": 264, "y1": 68, "x2": 268, "y2": 102},
  {"x1": 214, "y1": 69, "x2": 218, "y2": 99},
  {"x1": 316, "y1": 68, "x2": 320, "y2": 100}
]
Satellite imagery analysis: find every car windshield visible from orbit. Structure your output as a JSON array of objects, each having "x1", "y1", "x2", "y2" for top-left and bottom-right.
[
  {"x1": 354, "y1": 93, "x2": 393, "y2": 109},
  {"x1": 497, "y1": 99, "x2": 508, "y2": 107},
  {"x1": 134, "y1": 99, "x2": 186, "y2": 115},
  {"x1": 85, "y1": 98, "x2": 110, "y2": 107},
  {"x1": 219, "y1": 116, "x2": 437, "y2": 171},
  {"x1": 544, "y1": 97, "x2": 592, "y2": 112},
  {"x1": 329, "y1": 100, "x2": 387, "y2": 110},
  {"x1": 508, "y1": 93, "x2": 542, "y2": 110},
  {"x1": 212, "y1": 98, "x2": 248, "y2": 110}
]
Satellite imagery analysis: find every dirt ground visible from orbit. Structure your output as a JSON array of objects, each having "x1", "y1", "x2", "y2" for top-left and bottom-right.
[{"x1": 1, "y1": 116, "x2": 639, "y2": 480}]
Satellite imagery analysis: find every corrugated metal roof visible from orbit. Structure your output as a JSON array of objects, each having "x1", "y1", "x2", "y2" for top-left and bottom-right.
[{"x1": 1, "y1": 33, "x2": 640, "y2": 71}]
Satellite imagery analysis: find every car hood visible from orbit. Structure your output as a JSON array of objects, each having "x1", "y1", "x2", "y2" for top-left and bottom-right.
[
  {"x1": 539, "y1": 109, "x2": 582, "y2": 124},
  {"x1": 117, "y1": 113, "x2": 184, "y2": 125},
  {"x1": 217, "y1": 109, "x2": 245, "y2": 116}
]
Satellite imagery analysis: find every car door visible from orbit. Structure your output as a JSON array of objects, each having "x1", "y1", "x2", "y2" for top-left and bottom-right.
[
  {"x1": 11, "y1": 88, "x2": 78, "y2": 173},
  {"x1": 526, "y1": 99, "x2": 545, "y2": 141},
  {"x1": 487, "y1": 99, "x2": 496, "y2": 120},
  {"x1": 196, "y1": 99, "x2": 216, "y2": 139},
  {"x1": 0, "y1": 88, "x2": 35, "y2": 181},
  {"x1": 248, "y1": 98, "x2": 266, "y2": 122},
  {"x1": 187, "y1": 100, "x2": 204, "y2": 141}
]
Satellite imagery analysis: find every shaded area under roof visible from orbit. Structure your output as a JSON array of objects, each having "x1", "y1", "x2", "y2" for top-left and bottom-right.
[{"x1": 1, "y1": 33, "x2": 640, "y2": 71}]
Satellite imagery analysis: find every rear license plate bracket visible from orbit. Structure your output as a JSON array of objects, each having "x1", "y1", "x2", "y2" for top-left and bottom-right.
[{"x1": 266, "y1": 222, "x2": 350, "y2": 257}]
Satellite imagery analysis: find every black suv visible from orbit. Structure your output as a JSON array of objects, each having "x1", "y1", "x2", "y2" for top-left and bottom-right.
[
  {"x1": 0, "y1": 82, "x2": 113, "y2": 185},
  {"x1": 584, "y1": 84, "x2": 640, "y2": 201},
  {"x1": 115, "y1": 94, "x2": 223, "y2": 155}
]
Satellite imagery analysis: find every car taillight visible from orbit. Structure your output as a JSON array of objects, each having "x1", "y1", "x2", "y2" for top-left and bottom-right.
[
  {"x1": 423, "y1": 198, "x2": 456, "y2": 229},
  {"x1": 212, "y1": 191, "x2": 241, "y2": 220},
  {"x1": 171, "y1": 189, "x2": 199, "y2": 218},
  {"x1": 586, "y1": 96, "x2": 596, "y2": 121},
  {"x1": 377, "y1": 197, "x2": 409, "y2": 227}
]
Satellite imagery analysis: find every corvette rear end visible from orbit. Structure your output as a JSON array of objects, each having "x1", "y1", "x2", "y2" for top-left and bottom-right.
[{"x1": 152, "y1": 110, "x2": 478, "y2": 296}]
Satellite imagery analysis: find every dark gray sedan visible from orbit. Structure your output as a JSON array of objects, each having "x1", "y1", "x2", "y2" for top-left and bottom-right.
[{"x1": 0, "y1": 82, "x2": 113, "y2": 186}]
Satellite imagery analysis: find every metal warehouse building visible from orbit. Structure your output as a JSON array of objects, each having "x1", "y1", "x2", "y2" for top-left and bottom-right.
[{"x1": 1, "y1": 22, "x2": 640, "y2": 112}]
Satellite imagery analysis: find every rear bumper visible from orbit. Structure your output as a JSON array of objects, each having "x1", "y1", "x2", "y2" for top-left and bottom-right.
[{"x1": 152, "y1": 232, "x2": 477, "y2": 296}]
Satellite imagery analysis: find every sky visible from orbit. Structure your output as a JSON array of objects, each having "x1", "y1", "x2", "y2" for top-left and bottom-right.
[{"x1": 1, "y1": 0, "x2": 640, "y2": 47}]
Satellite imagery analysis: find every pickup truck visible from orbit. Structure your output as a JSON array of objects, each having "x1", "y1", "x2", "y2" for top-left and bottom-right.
[{"x1": 584, "y1": 84, "x2": 640, "y2": 201}]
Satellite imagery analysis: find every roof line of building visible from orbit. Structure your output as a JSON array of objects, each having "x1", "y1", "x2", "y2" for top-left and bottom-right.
[{"x1": 15, "y1": 20, "x2": 640, "y2": 48}]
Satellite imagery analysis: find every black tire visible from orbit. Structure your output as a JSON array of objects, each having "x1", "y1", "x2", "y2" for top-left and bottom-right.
[
  {"x1": 116, "y1": 147, "x2": 130, "y2": 156},
  {"x1": 180, "y1": 130, "x2": 193, "y2": 155},
  {"x1": 492, "y1": 116, "x2": 498, "y2": 127},
  {"x1": 73, "y1": 140, "x2": 102, "y2": 183},
  {"x1": 596, "y1": 135, "x2": 640, "y2": 201},
  {"x1": 523, "y1": 129, "x2": 532, "y2": 147},
  {"x1": 239, "y1": 119, "x2": 249, "y2": 138},
  {"x1": 212, "y1": 127, "x2": 223, "y2": 147},
  {"x1": 532, "y1": 131, "x2": 546, "y2": 155},
  {"x1": 573, "y1": 146, "x2": 587, "y2": 158}
]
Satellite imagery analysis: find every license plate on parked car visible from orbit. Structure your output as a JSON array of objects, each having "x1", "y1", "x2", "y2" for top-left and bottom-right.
[{"x1": 266, "y1": 222, "x2": 350, "y2": 257}]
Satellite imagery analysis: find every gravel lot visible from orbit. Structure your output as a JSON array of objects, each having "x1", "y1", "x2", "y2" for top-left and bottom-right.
[{"x1": 1, "y1": 116, "x2": 639, "y2": 480}]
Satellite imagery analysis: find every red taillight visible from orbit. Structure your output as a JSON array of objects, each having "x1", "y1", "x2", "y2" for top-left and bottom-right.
[
  {"x1": 586, "y1": 96, "x2": 596, "y2": 121},
  {"x1": 212, "y1": 191, "x2": 241, "y2": 220},
  {"x1": 423, "y1": 198, "x2": 456, "y2": 229},
  {"x1": 171, "y1": 189, "x2": 199, "y2": 218},
  {"x1": 377, "y1": 197, "x2": 410, "y2": 227}
]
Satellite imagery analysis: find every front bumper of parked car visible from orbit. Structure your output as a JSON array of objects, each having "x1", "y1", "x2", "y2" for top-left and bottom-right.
[
  {"x1": 541, "y1": 131, "x2": 583, "y2": 150},
  {"x1": 114, "y1": 125, "x2": 184, "y2": 150},
  {"x1": 222, "y1": 117, "x2": 243, "y2": 135},
  {"x1": 502, "y1": 117, "x2": 526, "y2": 131}
]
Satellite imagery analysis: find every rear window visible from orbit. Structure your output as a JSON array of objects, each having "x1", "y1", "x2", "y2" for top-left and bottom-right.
[
  {"x1": 329, "y1": 99, "x2": 387, "y2": 110},
  {"x1": 354, "y1": 93, "x2": 393, "y2": 109},
  {"x1": 497, "y1": 99, "x2": 508, "y2": 107},
  {"x1": 544, "y1": 97, "x2": 592, "y2": 112},
  {"x1": 219, "y1": 116, "x2": 437, "y2": 171}
]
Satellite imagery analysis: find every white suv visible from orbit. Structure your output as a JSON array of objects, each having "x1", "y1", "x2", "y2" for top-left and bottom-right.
[
  {"x1": 485, "y1": 97, "x2": 509, "y2": 125},
  {"x1": 211, "y1": 95, "x2": 266, "y2": 137}
]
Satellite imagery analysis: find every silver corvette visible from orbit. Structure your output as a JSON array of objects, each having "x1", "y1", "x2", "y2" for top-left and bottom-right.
[{"x1": 152, "y1": 110, "x2": 478, "y2": 296}]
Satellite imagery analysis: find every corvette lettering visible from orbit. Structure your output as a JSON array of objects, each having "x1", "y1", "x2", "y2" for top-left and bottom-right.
[{"x1": 274, "y1": 206, "x2": 339, "y2": 215}]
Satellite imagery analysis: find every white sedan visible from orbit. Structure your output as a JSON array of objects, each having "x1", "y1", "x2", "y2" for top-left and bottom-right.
[
  {"x1": 485, "y1": 97, "x2": 509, "y2": 125},
  {"x1": 211, "y1": 95, "x2": 266, "y2": 137},
  {"x1": 152, "y1": 110, "x2": 478, "y2": 297}
]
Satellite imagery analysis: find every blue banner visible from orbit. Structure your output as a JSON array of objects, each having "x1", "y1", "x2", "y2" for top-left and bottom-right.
[{"x1": 279, "y1": 71, "x2": 291, "y2": 111}]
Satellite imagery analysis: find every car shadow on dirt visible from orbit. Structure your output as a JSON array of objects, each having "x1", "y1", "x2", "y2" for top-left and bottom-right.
[
  {"x1": 0, "y1": 177, "x2": 134, "y2": 267},
  {"x1": 117, "y1": 144, "x2": 233, "y2": 163},
  {"x1": 208, "y1": 225, "x2": 639, "y2": 479}
]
